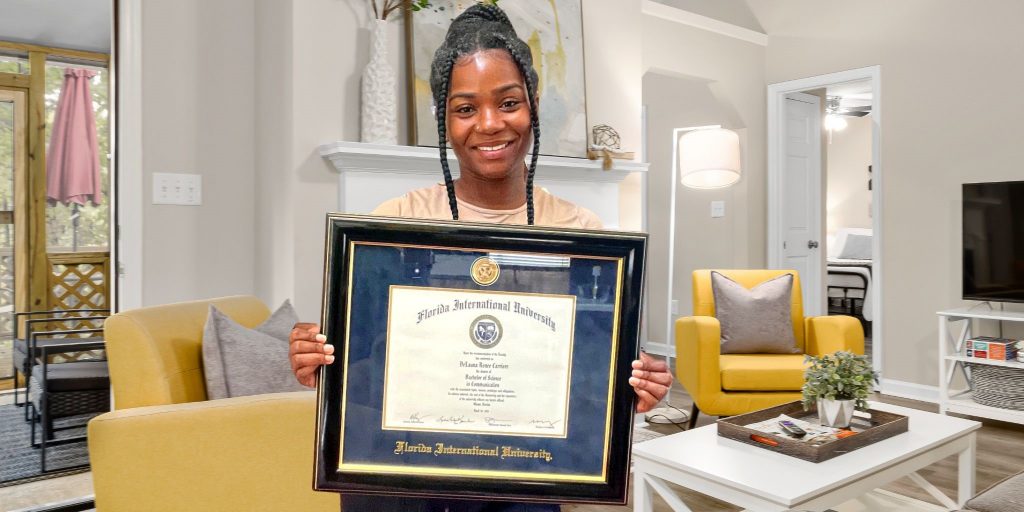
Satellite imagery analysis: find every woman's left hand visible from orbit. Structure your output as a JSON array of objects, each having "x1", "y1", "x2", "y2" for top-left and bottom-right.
[{"x1": 629, "y1": 352, "x2": 673, "y2": 413}]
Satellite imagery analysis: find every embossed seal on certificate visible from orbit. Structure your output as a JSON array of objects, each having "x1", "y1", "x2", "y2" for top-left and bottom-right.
[
  {"x1": 469, "y1": 314, "x2": 503, "y2": 349},
  {"x1": 471, "y1": 256, "x2": 500, "y2": 286}
]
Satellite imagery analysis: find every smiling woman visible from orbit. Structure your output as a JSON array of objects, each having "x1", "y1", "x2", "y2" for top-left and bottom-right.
[
  {"x1": 444, "y1": 50, "x2": 534, "y2": 210},
  {"x1": 368, "y1": 5, "x2": 602, "y2": 230}
]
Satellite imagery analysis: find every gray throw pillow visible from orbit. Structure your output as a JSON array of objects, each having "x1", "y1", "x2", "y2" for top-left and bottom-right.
[
  {"x1": 838, "y1": 233, "x2": 872, "y2": 260},
  {"x1": 712, "y1": 271, "x2": 800, "y2": 354},
  {"x1": 965, "y1": 470, "x2": 1024, "y2": 512},
  {"x1": 202, "y1": 300, "x2": 307, "y2": 399}
]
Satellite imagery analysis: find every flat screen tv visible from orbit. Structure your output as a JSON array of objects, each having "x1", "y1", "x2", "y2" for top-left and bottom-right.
[{"x1": 963, "y1": 180, "x2": 1024, "y2": 303}]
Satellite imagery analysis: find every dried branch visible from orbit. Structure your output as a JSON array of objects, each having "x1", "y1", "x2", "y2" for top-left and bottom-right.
[
  {"x1": 370, "y1": 0, "x2": 433, "y2": 21},
  {"x1": 381, "y1": 0, "x2": 402, "y2": 20}
]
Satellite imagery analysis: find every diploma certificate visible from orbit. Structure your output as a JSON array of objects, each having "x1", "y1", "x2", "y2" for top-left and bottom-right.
[
  {"x1": 315, "y1": 215, "x2": 646, "y2": 505},
  {"x1": 383, "y1": 287, "x2": 575, "y2": 437}
]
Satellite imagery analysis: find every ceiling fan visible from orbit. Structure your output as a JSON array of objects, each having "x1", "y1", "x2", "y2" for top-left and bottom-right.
[{"x1": 827, "y1": 96, "x2": 871, "y2": 117}]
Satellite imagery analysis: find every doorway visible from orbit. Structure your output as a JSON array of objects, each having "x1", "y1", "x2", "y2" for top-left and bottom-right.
[
  {"x1": 767, "y1": 66, "x2": 883, "y2": 377},
  {"x1": 0, "y1": 12, "x2": 114, "y2": 490},
  {"x1": 0, "y1": 87, "x2": 26, "y2": 390}
]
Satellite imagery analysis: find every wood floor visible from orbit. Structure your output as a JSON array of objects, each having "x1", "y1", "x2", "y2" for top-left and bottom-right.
[
  {"x1": 567, "y1": 383, "x2": 1024, "y2": 512},
  {"x1": 0, "y1": 384, "x2": 1021, "y2": 511}
]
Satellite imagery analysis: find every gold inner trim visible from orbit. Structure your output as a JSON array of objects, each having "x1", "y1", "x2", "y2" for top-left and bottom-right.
[{"x1": 335, "y1": 240, "x2": 626, "y2": 483}]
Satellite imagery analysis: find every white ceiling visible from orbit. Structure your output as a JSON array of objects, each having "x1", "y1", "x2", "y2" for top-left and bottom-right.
[
  {"x1": 651, "y1": 0, "x2": 765, "y2": 32},
  {"x1": 0, "y1": 0, "x2": 111, "y2": 54},
  {"x1": 827, "y1": 80, "x2": 873, "y2": 109}
]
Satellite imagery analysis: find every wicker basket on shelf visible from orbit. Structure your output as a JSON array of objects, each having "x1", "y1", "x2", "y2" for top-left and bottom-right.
[{"x1": 969, "y1": 363, "x2": 1024, "y2": 411}]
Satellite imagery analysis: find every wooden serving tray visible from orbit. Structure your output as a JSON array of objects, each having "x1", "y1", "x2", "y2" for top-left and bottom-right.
[{"x1": 716, "y1": 401, "x2": 908, "y2": 463}]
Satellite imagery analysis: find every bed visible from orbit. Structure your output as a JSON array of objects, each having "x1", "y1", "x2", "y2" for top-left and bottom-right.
[{"x1": 827, "y1": 229, "x2": 872, "y2": 323}]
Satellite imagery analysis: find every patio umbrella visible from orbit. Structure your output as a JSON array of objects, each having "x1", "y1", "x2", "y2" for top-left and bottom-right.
[{"x1": 46, "y1": 68, "x2": 102, "y2": 251}]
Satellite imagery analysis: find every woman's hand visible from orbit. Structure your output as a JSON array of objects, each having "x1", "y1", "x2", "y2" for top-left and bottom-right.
[
  {"x1": 289, "y1": 322, "x2": 334, "y2": 388},
  {"x1": 629, "y1": 352, "x2": 673, "y2": 413}
]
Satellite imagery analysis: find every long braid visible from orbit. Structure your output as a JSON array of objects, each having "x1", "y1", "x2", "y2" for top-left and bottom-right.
[
  {"x1": 526, "y1": 107, "x2": 539, "y2": 225},
  {"x1": 435, "y1": 52, "x2": 459, "y2": 220}
]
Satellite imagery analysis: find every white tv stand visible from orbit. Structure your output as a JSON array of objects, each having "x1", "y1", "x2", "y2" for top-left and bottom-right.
[{"x1": 938, "y1": 307, "x2": 1024, "y2": 425}]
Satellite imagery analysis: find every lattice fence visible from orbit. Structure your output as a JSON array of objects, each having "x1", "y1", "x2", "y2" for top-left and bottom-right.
[
  {"x1": 44, "y1": 251, "x2": 110, "y2": 362},
  {"x1": 49, "y1": 252, "x2": 109, "y2": 311}
]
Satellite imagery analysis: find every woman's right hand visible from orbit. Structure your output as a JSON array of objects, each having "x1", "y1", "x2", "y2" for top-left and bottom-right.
[{"x1": 289, "y1": 322, "x2": 335, "y2": 388}]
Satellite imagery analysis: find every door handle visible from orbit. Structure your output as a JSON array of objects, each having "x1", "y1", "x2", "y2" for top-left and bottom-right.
[{"x1": 808, "y1": 240, "x2": 819, "y2": 249}]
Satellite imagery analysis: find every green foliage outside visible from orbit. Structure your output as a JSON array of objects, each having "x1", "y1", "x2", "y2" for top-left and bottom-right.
[
  {"x1": 0, "y1": 58, "x2": 109, "y2": 253},
  {"x1": 801, "y1": 351, "x2": 879, "y2": 411},
  {"x1": 0, "y1": 102, "x2": 13, "y2": 253}
]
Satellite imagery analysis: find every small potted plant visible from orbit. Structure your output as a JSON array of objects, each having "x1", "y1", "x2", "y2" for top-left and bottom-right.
[{"x1": 802, "y1": 351, "x2": 879, "y2": 427}]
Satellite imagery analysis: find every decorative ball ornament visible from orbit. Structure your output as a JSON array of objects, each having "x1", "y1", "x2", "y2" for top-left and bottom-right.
[{"x1": 591, "y1": 124, "x2": 621, "y2": 150}]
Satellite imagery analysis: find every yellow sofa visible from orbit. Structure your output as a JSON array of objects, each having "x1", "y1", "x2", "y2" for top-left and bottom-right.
[
  {"x1": 87, "y1": 296, "x2": 337, "y2": 511},
  {"x1": 676, "y1": 270, "x2": 864, "y2": 424}
]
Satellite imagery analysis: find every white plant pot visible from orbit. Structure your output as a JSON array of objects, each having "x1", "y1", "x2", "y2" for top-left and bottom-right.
[
  {"x1": 360, "y1": 19, "x2": 398, "y2": 145},
  {"x1": 818, "y1": 398, "x2": 855, "y2": 428}
]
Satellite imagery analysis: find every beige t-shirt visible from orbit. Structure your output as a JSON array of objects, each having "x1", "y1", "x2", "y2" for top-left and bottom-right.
[{"x1": 371, "y1": 183, "x2": 603, "y2": 229}]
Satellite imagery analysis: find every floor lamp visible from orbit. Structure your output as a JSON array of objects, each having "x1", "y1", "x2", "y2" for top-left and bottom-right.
[{"x1": 645, "y1": 125, "x2": 742, "y2": 425}]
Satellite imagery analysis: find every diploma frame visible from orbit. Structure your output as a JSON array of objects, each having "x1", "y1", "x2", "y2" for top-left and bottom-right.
[{"x1": 314, "y1": 214, "x2": 647, "y2": 505}]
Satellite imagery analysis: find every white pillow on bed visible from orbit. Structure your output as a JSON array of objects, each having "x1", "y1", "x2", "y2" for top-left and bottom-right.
[
  {"x1": 839, "y1": 234, "x2": 872, "y2": 259},
  {"x1": 832, "y1": 228, "x2": 873, "y2": 260}
]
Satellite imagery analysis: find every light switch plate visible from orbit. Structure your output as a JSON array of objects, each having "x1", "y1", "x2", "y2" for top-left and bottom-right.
[
  {"x1": 153, "y1": 173, "x2": 202, "y2": 205},
  {"x1": 711, "y1": 200, "x2": 725, "y2": 218}
]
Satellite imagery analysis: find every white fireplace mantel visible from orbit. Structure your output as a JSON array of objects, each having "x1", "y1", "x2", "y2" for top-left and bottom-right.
[{"x1": 319, "y1": 141, "x2": 648, "y2": 229}]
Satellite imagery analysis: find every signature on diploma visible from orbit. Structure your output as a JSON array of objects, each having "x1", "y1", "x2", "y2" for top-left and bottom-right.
[
  {"x1": 438, "y1": 415, "x2": 474, "y2": 425},
  {"x1": 528, "y1": 419, "x2": 562, "y2": 429},
  {"x1": 485, "y1": 417, "x2": 512, "y2": 427},
  {"x1": 405, "y1": 412, "x2": 429, "y2": 423}
]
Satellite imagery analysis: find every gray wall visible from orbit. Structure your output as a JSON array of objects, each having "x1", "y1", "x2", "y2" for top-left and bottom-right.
[
  {"x1": 141, "y1": 0, "x2": 256, "y2": 306},
  {"x1": 641, "y1": 16, "x2": 766, "y2": 345},
  {"x1": 750, "y1": 0, "x2": 1024, "y2": 388}
]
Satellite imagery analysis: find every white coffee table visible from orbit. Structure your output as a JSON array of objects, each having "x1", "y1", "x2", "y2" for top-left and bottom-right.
[{"x1": 631, "y1": 402, "x2": 981, "y2": 511}]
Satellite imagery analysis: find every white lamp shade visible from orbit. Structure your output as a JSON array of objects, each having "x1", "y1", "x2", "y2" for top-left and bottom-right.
[{"x1": 678, "y1": 128, "x2": 741, "y2": 189}]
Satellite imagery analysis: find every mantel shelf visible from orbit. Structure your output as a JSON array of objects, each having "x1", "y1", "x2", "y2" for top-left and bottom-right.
[
  {"x1": 318, "y1": 141, "x2": 647, "y2": 230},
  {"x1": 319, "y1": 141, "x2": 648, "y2": 184}
]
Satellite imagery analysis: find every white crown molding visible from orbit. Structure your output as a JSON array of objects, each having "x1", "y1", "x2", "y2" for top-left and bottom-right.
[
  {"x1": 319, "y1": 141, "x2": 648, "y2": 183},
  {"x1": 640, "y1": 0, "x2": 768, "y2": 47}
]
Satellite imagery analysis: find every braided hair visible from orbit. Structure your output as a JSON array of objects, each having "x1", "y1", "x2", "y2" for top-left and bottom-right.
[{"x1": 429, "y1": 3, "x2": 541, "y2": 225}]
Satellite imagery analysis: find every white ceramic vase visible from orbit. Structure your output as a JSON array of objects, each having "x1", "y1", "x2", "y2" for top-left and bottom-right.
[
  {"x1": 817, "y1": 398, "x2": 855, "y2": 428},
  {"x1": 360, "y1": 19, "x2": 398, "y2": 145}
]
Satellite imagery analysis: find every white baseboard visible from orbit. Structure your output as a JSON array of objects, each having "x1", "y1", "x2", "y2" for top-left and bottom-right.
[{"x1": 879, "y1": 378, "x2": 939, "y2": 404}]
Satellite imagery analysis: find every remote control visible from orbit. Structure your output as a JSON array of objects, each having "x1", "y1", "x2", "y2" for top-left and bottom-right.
[{"x1": 778, "y1": 420, "x2": 807, "y2": 438}]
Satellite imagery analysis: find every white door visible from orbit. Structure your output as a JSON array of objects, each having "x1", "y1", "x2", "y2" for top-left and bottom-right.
[{"x1": 779, "y1": 93, "x2": 823, "y2": 316}]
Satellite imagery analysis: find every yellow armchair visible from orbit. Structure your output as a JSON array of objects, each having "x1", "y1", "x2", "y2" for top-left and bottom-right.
[
  {"x1": 676, "y1": 270, "x2": 864, "y2": 426},
  {"x1": 88, "y1": 296, "x2": 337, "y2": 511}
]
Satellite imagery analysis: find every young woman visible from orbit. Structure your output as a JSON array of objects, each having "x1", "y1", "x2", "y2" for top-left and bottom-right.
[{"x1": 290, "y1": 4, "x2": 672, "y2": 511}]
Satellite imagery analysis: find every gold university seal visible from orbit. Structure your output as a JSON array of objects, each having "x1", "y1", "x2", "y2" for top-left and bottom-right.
[{"x1": 471, "y1": 256, "x2": 500, "y2": 286}]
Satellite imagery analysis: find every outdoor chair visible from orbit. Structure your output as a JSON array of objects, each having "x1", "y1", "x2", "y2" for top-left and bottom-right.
[
  {"x1": 11, "y1": 308, "x2": 109, "y2": 418},
  {"x1": 28, "y1": 336, "x2": 109, "y2": 472}
]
